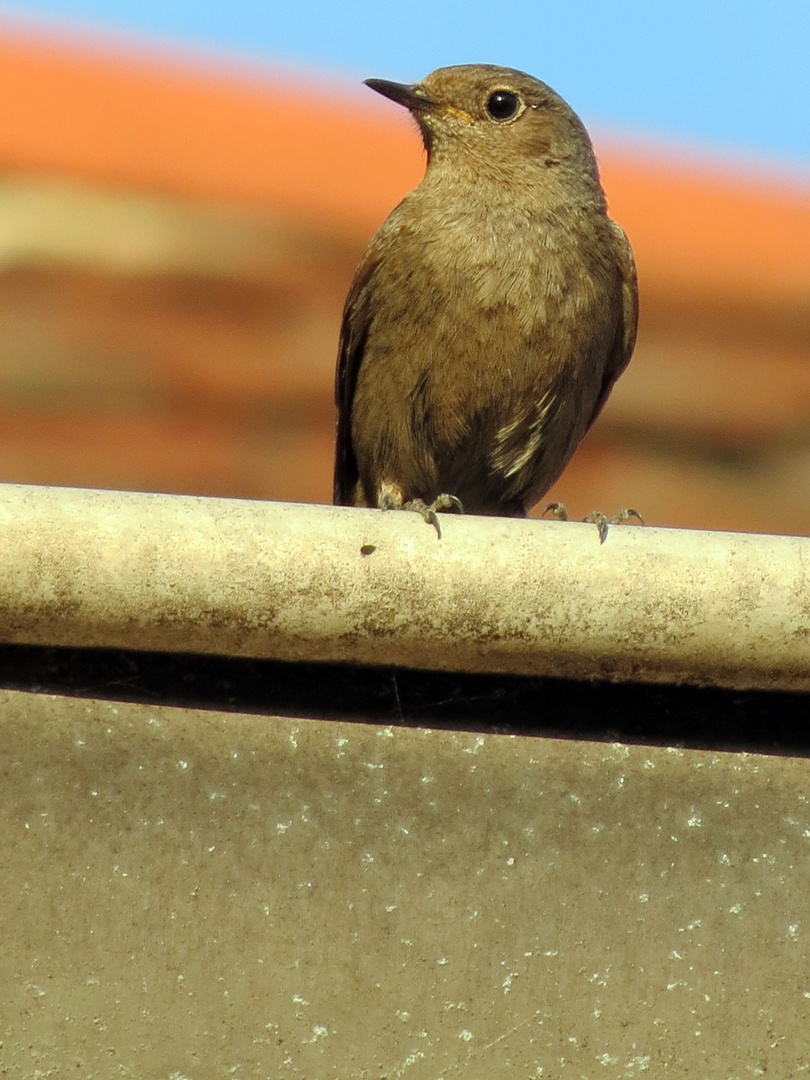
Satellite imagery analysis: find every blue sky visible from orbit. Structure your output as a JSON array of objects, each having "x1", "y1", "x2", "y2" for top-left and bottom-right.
[{"x1": 2, "y1": 0, "x2": 808, "y2": 173}]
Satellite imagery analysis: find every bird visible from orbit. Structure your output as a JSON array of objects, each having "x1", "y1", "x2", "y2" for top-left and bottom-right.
[{"x1": 333, "y1": 64, "x2": 637, "y2": 538}]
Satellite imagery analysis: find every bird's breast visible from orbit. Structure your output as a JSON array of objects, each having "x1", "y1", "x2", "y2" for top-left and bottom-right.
[{"x1": 414, "y1": 199, "x2": 593, "y2": 323}]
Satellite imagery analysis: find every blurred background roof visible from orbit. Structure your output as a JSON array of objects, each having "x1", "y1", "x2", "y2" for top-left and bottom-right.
[{"x1": 0, "y1": 2, "x2": 808, "y2": 534}]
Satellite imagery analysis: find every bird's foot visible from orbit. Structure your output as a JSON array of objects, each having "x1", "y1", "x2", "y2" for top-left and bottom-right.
[
  {"x1": 584, "y1": 508, "x2": 644, "y2": 545},
  {"x1": 544, "y1": 502, "x2": 643, "y2": 545},
  {"x1": 404, "y1": 495, "x2": 464, "y2": 539},
  {"x1": 543, "y1": 501, "x2": 570, "y2": 523},
  {"x1": 381, "y1": 493, "x2": 463, "y2": 539}
]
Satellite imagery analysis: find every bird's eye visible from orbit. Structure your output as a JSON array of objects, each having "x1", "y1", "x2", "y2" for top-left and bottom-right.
[{"x1": 486, "y1": 90, "x2": 520, "y2": 121}]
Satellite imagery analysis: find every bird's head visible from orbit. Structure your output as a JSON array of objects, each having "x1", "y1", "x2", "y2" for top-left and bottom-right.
[{"x1": 365, "y1": 64, "x2": 603, "y2": 204}]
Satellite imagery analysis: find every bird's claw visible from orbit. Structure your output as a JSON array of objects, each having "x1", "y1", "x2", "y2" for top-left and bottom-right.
[
  {"x1": 584, "y1": 511, "x2": 611, "y2": 545},
  {"x1": 610, "y1": 507, "x2": 644, "y2": 526},
  {"x1": 543, "y1": 501, "x2": 569, "y2": 522},
  {"x1": 544, "y1": 502, "x2": 643, "y2": 544},
  {"x1": 432, "y1": 493, "x2": 464, "y2": 515},
  {"x1": 401, "y1": 494, "x2": 464, "y2": 539}
]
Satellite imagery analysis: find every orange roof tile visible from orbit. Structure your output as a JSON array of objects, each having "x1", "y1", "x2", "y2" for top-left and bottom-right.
[{"x1": 0, "y1": 27, "x2": 808, "y2": 308}]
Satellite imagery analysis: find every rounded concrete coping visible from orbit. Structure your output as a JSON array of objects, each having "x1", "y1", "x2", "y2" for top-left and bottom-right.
[{"x1": 0, "y1": 482, "x2": 807, "y2": 691}]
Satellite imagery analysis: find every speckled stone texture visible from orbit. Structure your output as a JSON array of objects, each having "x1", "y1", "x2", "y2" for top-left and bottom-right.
[{"x1": 1, "y1": 689, "x2": 808, "y2": 1077}]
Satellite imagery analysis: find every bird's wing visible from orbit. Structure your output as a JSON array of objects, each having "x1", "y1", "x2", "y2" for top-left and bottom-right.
[
  {"x1": 333, "y1": 252, "x2": 378, "y2": 505},
  {"x1": 584, "y1": 220, "x2": 639, "y2": 433}
]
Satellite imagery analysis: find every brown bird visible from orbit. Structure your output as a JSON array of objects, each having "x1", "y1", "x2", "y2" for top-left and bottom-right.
[{"x1": 334, "y1": 64, "x2": 637, "y2": 536}]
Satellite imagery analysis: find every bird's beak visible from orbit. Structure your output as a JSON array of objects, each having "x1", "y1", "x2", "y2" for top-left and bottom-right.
[{"x1": 364, "y1": 78, "x2": 437, "y2": 115}]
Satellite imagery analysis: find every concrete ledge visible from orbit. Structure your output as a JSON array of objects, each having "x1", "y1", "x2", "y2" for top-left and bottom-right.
[{"x1": 0, "y1": 482, "x2": 808, "y2": 692}]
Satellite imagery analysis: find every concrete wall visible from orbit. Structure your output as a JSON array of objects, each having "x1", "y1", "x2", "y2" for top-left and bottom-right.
[{"x1": 2, "y1": 688, "x2": 810, "y2": 1076}]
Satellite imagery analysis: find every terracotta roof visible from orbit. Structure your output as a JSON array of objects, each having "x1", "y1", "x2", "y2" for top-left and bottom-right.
[
  {"x1": 1, "y1": 28, "x2": 808, "y2": 308},
  {"x1": 0, "y1": 26, "x2": 809, "y2": 535}
]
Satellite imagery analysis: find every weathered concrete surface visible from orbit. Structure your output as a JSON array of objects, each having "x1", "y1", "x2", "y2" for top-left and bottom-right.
[
  {"x1": 1, "y1": 688, "x2": 809, "y2": 1077},
  {"x1": 1, "y1": 483, "x2": 810, "y2": 691}
]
